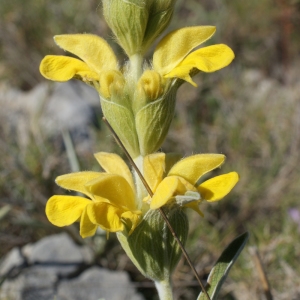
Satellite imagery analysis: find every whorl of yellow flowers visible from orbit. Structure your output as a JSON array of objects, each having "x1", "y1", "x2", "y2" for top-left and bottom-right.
[{"x1": 46, "y1": 152, "x2": 238, "y2": 237}]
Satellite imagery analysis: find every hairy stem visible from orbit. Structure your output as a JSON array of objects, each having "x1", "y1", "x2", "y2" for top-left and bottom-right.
[
  {"x1": 129, "y1": 53, "x2": 143, "y2": 82},
  {"x1": 155, "y1": 280, "x2": 174, "y2": 300}
]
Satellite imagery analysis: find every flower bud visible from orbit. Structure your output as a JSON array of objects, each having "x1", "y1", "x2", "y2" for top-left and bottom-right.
[
  {"x1": 102, "y1": 0, "x2": 176, "y2": 56},
  {"x1": 99, "y1": 70, "x2": 125, "y2": 99},
  {"x1": 138, "y1": 70, "x2": 163, "y2": 101},
  {"x1": 142, "y1": 0, "x2": 176, "y2": 52},
  {"x1": 117, "y1": 207, "x2": 188, "y2": 282},
  {"x1": 133, "y1": 70, "x2": 163, "y2": 113}
]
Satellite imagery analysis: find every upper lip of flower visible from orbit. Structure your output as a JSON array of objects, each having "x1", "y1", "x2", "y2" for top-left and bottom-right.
[
  {"x1": 152, "y1": 26, "x2": 235, "y2": 86},
  {"x1": 40, "y1": 33, "x2": 119, "y2": 83},
  {"x1": 45, "y1": 152, "x2": 141, "y2": 238},
  {"x1": 143, "y1": 153, "x2": 239, "y2": 214},
  {"x1": 39, "y1": 26, "x2": 234, "y2": 88}
]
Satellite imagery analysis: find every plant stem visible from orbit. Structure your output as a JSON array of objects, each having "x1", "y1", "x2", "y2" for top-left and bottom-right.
[
  {"x1": 129, "y1": 53, "x2": 143, "y2": 82},
  {"x1": 132, "y1": 156, "x2": 148, "y2": 212},
  {"x1": 155, "y1": 280, "x2": 174, "y2": 300}
]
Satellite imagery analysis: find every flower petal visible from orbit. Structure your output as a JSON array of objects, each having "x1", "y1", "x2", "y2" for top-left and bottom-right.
[
  {"x1": 40, "y1": 55, "x2": 100, "y2": 82},
  {"x1": 54, "y1": 34, "x2": 118, "y2": 74},
  {"x1": 143, "y1": 153, "x2": 166, "y2": 192},
  {"x1": 87, "y1": 202, "x2": 124, "y2": 232},
  {"x1": 85, "y1": 174, "x2": 136, "y2": 211},
  {"x1": 150, "y1": 176, "x2": 187, "y2": 209},
  {"x1": 153, "y1": 26, "x2": 216, "y2": 76},
  {"x1": 80, "y1": 205, "x2": 97, "y2": 238},
  {"x1": 168, "y1": 154, "x2": 225, "y2": 186},
  {"x1": 56, "y1": 172, "x2": 103, "y2": 199},
  {"x1": 121, "y1": 210, "x2": 142, "y2": 235},
  {"x1": 198, "y1": 172, "x2": 239, "y2": 202},
  {"x1": 165, "y1": 44, "x2": 235, "y2": 86},
  {"x1": 94, "y1": 152, "x2": 134, "y2": 191},
  {"x1": 46, "y1": 195, "x2": 91, "y2": 227}
]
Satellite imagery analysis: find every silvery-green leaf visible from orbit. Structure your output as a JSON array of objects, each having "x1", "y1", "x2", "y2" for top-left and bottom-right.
[{"x1": 197, "y1": 232, "x2": 249, "y2": 300}]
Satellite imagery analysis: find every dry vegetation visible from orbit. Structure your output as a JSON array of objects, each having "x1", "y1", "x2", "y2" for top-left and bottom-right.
[{"x1": 0, "y1": 0, "x2": 300, "y2": 299}]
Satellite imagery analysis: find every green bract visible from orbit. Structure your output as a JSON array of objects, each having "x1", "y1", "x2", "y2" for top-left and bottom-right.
[
  {"x1": 102, "y1": 0, "x2": 176, "y2": 56},
  {"x1": 117, "y1": 207, "x2": 188, "y2": 282}
]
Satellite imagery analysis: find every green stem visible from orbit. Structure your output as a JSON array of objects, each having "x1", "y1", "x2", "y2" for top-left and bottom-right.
[
  {"x1": 133, "y1": 156, "x2": 149, "y2": 214},
  {"x1": 129, "y1": 53, "x2": 143, "y2": 82},
  {"x1": 133, "y1": 156, "x2": 145, "y2": 206},
  {"x1": 155, "y1": 280, "x2": 174, "y2": 300}
]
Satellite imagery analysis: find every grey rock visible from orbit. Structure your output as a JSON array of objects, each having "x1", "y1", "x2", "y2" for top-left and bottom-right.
[
  {"x1": 0, "y1": 247, "x2": 25, "y2": 277},
  {"x1": 0, "y1": 81, "x2": 100, "y2": 152},
  {"x1": 41, "y1": 81, "x2": 100, "y2": 135},
  {"x1": 23, "y1": 233, "x2": 93, "y2": 277},
  {"x1": 57, "y1": 266, "x2": 144, "y2": 300},
  {"x1": 24, "y1": 232, "x2": 93, "y2": 264},
  {"x1": 0, "y1": 266, "x2": 57, "y2": 300},
  {"x1": 0, "y1": 234, "x2": 144, "y2": 300}
]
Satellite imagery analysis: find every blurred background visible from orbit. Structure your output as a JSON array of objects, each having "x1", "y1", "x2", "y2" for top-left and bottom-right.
[{"x1": 0, "y1": 0, "x2": 300, "y2": 299}]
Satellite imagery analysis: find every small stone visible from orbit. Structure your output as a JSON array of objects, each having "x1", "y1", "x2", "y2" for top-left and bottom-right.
[
  {"x1": 0, "y1": 247, "x2": 25, "y2": 277},
  {"x1": 0, "y1": 266, "x2": 57, "y2": 300},
  {"x1": 24, "y1": 233, "x2": 93, "y2": 264},
  {"x1": 57, "y1": 266, "x2": 144, "y2": 300},
  {"x1": 0, "y1": 234, "x2": 144, "y2": 300},
  {"x1": 23, "y1": 233, "x2": 93, "y2": 277}
]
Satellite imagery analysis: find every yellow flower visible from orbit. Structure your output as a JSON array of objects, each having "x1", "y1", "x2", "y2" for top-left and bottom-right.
[
  {"x1": 142, "y1": 153, "x2": 239, "y2": 214},
  {"x1": 39, "y1": 34, "x2": 121, "y2": 98},
  {"x1": 115, "y1": 152, "x2": 238, "y2": 282},
  {"x1": 46, "y1": 152, "x2": 142, "y2": 238},
  {"x1": 152, "y1": 26, "x2": 234, "y2": 87},
  {"x1": 40, "y1": 26, "x2": 233, "y2": 91}
]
